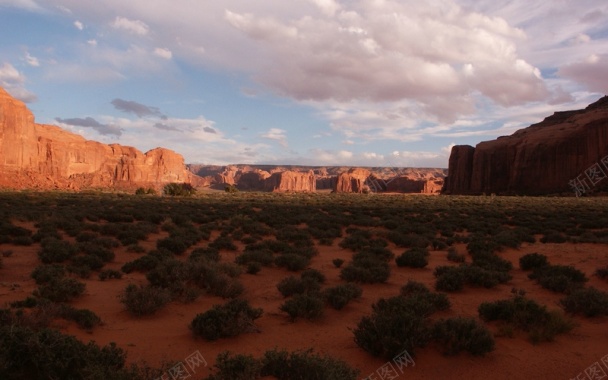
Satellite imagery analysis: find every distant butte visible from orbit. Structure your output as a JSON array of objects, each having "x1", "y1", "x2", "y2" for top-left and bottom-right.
[
  {"x1": 443, "y1": 96, "x2": 608, "y2": 195},
  {"x1": 0, "y1": 86, "x2": 447, "y2": 193}
]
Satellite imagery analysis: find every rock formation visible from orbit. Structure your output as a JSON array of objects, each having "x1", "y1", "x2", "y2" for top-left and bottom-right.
[
  {"x1": 264, "y1": 170, "x2": 316, "y2": 192},
  {"x1": 333, "y1": 168, "x2": 371, "y2": 193},
  {"x1": 0, "y1": 87, "x2": 198, "y2": 190},
  {"x1": 443, "y1": 96, "x2": 608, "y2": 195}
]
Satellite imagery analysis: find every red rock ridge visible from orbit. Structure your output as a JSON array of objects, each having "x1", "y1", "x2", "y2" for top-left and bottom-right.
[{"x1": 0, "y1": 87, "x2": 199, "y2": 190}]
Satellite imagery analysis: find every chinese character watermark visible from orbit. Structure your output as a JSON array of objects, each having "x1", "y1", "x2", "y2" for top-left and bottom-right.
[
  {"x1": 364, "y1": 157, "x2": 406, "y2": 194},
  {"x1": 569, "y1": 154, "x2": 608, "y2": 197},
  {"x1": 362, "y1": 350, "x2": 415, "y2": 380},
  {"x1": 155, "y1": 350, "x2": 207, "y2": 380},
  {"x1": 570, "y1": 353, "x2": 608, "y2": 379}
]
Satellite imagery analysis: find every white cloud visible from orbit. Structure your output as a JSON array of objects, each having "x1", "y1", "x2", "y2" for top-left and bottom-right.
[
  {"x1": 309, "y1": 0, "x2": 340, "y2": 16},
  {"x1": 0, "y1": 62, "x2": 36, "y2": 102},
  {"x1": 0, "y1": 0, "x2": 43, "y2": 11},
  {"x1": 74, "y1": 20, "x2": 84, "y2": 30},
  {"x1": 87, "y1": 39, "x2": 97, "y2": 46},
  {"x1": 111, "y1": 16, "x2": 149, "y2": 36},
  {"x1": 153, "y1": 47, "x2": 172, "y2": 60},
  {"x1": 25, "y1": 52, "x2": 39, "y2": 67},
  {"x1": 260, "y1": 128, "x2": 288, "y2": 147},
  {"x1": 558, "y1": 54, "x2": 608, "y2": 93}
]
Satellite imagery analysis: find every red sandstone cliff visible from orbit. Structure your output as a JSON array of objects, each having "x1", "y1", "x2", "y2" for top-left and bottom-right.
[
  {"x1": 0, "y1": 87, "x2": 198, "y2": 190},
  {"x1": 333, "y1": 168, "x2": 371, "y2": 193},
  {"x1": 443, "y1": 97, "x2": 608, "y2": 195},
  {"x1": 264, "y1": 170, "x2": 316, "y2": 192}
]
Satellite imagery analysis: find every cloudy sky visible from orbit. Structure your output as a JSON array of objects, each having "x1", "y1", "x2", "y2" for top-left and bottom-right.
[{"x1": 1, "y1": 0, "x2": 607, "y2": 167}]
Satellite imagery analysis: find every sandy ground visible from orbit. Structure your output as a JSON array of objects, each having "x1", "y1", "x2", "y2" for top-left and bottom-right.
[{"x1": 1, "y1": 231, "x2": 607, "y2": 379}]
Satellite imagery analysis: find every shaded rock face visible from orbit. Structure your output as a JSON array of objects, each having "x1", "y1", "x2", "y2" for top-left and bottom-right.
[
  {"x1": 443, "y1": 97, "x2": 608, "y2": 195},
  {"x1": 264, "y1": 170, "x2": 316, "y2": 192},
  {"x1": 0, "y1": 87, "x2": 197, "y2": 190},
  {"x1": 334, "y1": 168, "x2": 371, "y2": 193}
]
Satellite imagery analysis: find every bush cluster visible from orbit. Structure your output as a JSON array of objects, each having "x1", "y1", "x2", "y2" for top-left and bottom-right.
[
  {"x1": 395, "y1": 247, "x2": 429, "y2": 268},
  {"x1": 560, "y1": 287, "x2": 608, "y2": 317},
  {"x1": 191, "y1": 299, "x2": 262, "y2": 341},
  {"x1": 119, "y1": 284, "x2": 171, "y2": 316},
  {"x1": 528, "y1": 264, "x2": 587, "y2": 293},
  {"x1": 323, "y1": 283, "x2": 362, "y2": 310}
]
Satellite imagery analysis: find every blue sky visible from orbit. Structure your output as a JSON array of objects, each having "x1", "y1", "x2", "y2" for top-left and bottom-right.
[{"x1": 1, "y1": 0, "x2": 607, "y2": 168}]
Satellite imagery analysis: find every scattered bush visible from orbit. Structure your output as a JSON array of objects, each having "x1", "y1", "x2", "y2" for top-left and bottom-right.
[
  {"x1": 432, "y1": 317, "x2": 495, "y2": 356},
  {"x1": 280, "y1": 294, "x2": 325, "y2": 321},
  {"x1": 31, "y1": 264, "x2": 66, "y2": 284},
  {"x1": 99, "y1": 269, "x2": 123, "y2": 281},
  {"x1": 236, "y1": 249, "x2": 273, "y2": 266},
  {"x1": 395, "y1": 247, "x2": 429, "y2": 268},
  {"x1": 595, "y1": 267, "x2": 608, "y2": 280},
  {"x1": 190, "y1": 247, "x2": 220, "y2": 262},
  {"x1": 59, "y1": 305, "x2": 102, "y2": 330},
  {"x1": 163, "y1": 182, "x2": 196, "y2": 196},
  {"x1": 519, "y1": 253, "x2": 548, "y2": 271},
  {"x1": 276, "y1": 276, "x2": 321, "y2": 298},
  {"x1": 560, "y1": 287, "x2": 608, "y2": 317},
  {"x1": 332, "y1": 258, "x2": 344, "y2": 268},
  {"x1": 246, "y1": 262, "x2": 262, "y2": 274},
  {"x1": 119, "y1": 284, "x2": 171, "y2": 316},
  {"x1": 191, "y1": 299, "x2": 262, "y2": 341},
  {"x1": 323, "y1": 284, "x2": 362, "y2": 310},
  {"x1": 434, "y1": 266, "x2": 466, "y2": 292},
  {"x1": 274, "y1": 254, "x2": 309, "y2": 271},
  {"x1": 34, "y1": 278, "x2": 86, "y2": 302},
  {"x1": 301, "y1": 268, "x2": 326, "y2": 284},
  {"x1": 206, "y1": 351, "x2": 261, "y2": 380},
  {"x1": 400, "y1": 280, "x2": 431, "y2": 296},
  {"x1": 529, "y1": 264, "x2": 588, "y2": 293},
  {"x1": 261, "y1": 348, "x2": 359, "y2": 380},
  {"x1": 447, "y1": 248, "x2": 465, "y2": 263},
  {"x1": 38, "y1": 238, "x2": 77, "y2": 264}
]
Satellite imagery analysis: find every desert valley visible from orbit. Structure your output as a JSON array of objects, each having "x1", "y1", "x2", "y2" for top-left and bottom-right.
[{"x1": 0, "y1": 85, "x2": 608, "y2": 380}]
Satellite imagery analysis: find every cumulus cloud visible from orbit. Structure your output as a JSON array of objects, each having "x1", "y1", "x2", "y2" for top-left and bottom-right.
[
  {"x1": 153, "y1": 47, "x2": 172, "y2": 60},
  {"x1": 111, "y1": 98, "x2": 166, "y2": 118},
  {"x1": 203, "y1": 126, "x2": 217, "y2": 134},
  {"x1": 74, "y1": 20, "x2": 84, "y2": 30},
  {"x1": 111, "y1": 16, "x2": 149, "y2": 35},
  {"x1": 0, "y1": 62, "x2": 37, "y2": 102},
  {"x1": 260, "y1": 128, "x2": 288, "y2": 147},
  {"x1": 558, "y1": 54, "x2": 608, "y2": 93},
  {"x1": 55, "y1": 117, "x2": 123, "y2": 136},
  {"x1": 153, "y1": 122, "x2": 180, "y2": 131}
]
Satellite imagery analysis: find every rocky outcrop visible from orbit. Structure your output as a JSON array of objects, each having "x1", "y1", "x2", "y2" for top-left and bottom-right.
[
  {"x1": 333, "y1": 168, "x2": 371, "y2": 193},
  {"x1": 0, "y1": 87, "x2": 198, "y2": 190},
  {"x1": 264, "y1": 170, "x2": 316, "y2": 192},
  {"x1": 443, "y1": 96, "x2": 608, "y2": 195}
]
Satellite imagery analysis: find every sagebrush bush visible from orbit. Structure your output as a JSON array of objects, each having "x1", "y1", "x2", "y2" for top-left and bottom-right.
[
  {"x1": 31, "y1": 264, "x2": 66, "y2": 284},
  {"x1": 280, "y1": 294, "x2": 325, "y2": 321},
  {"x1": 529, "y1": 264, "x2": 588, "y2": 293},
  {"x1": 519, "y1": 253, "x2": 548, "y2": 271},
  {"x1": 35, "y1": 277, "x2": 86, "y2": 302},
  {"x1": 447, "y1": 248, "x2": 465, "y2": 263},
  {"x1": 323, "y1": 283, "x2": 362, "y2": 310},
  {"x1": 246, "y1": 261, "x2": 262, "y2": 274},
  {"x1": 119, "y1": 284, "x2": 171, "y2": 316},
  {"x1": 205, "y1": 351, "x2": 261, "y2": 380},
  {"x1": 560, "y1": 287, "x2": 608, "y2": 317},
  {"x1": 400, "y1": 280, "x2": 431, "y2": 296},
  {"x1": 434, "y1": 266, "x2": 465, "y2": 292},
  {"x1": 332, "y1": 258, "x2": 344, "y2": 268},
  {"x1": 301, "y1": 268, "x2": 326, "y2": 284},
  {"x1": 274, "y1": 253, "x2": 309, "y2": 271},
  {"x1": 191, "y1": 299, "x2": 263, "y2": 341},
  {"x1": 99, "y1": 269, "x2": 123, "y2": 281},
  {"x1": 432, "y1": 317, "x2": 495, "y2": 356},
  {"x1": 276, "y1": 276, "x2": 321, "y2": 298},
  {"x1": 395, "y1": 247, "x2": 429, "y2": 268},
  {"x1": 38, "y1": 238, "x2": 77, "y2": 264},
  {"x1": 190, "y1": 247, "x2": 220, "y2": 262},
  {"x1": 59, "y1": 305, "x2": 102, "y2": 330},
  {"x1": 595, "y1": 267, "x2": 608, "y2": 280},
  {"x1": 261, "y1": 348, "x2": 359, "y2": 380}
]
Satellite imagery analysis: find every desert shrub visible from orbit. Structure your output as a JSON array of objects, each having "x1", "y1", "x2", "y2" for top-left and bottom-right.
[
  {"x1": 119, "y1": 284, "x2": 171, "y2": 316},
  {"x1": 340, "y1": 252, "x2": 390, "y2": 284},
  {"x1": 9, "y1": 296, "x2": 38, "y2": 309},
  {"x1": 99, "y1": 269, "x2": 123, "y2": 281},
  {"x1": 478, "y1": 293, "x2": 574, "y2": 343},
  {"x1": 146, "y1": 259, "x2": 191, "y2": 296},
  {"x1": 274, "y1": 254, "x2": 309, "y2": 271},
  {"x1": 34, "y1": 278, "x2": 86, "y2": 302},
  {"x1": 190, "y1": 261, "x2": 244, "y2": 299},
  {"x1": 235, "y1": 249, "x2": 274, "y2": 266},
  {"x1": 79, "y1": 242, "x2": 116, "y2": 262},
  {"x1": 432, "y1": 317, "x2": 495, "y2": 356},
  {"x1": 540, "y1": 230, "x2": 567, "y2": 243},
  {"x1": 519, "y1": 253, "x2": 548, "y2": 271},
  {"x1": 529, "y1": 264, "x2": 588, "y2": 293},
  {"x1": 0, "y1": 326, "x2": 162, "y2": 380},
  {"x1": 205, "y1": 272, "x2": 244, "y2": 299},
  {"x1": 323, "y1": 283, "x2": 362, "y2": 310},
  {"x1": 1, "y1": 249, "x2": 12, "y2": 257},
  {"x1": 447, "y1": 248, "x2": 465, "y2": 263},
  {"x1": 224, "y1": 184, "x2": 239, "y2": 193},
  {"x1": 395, "y1": 247, "x2": 429, "y2": 268},
  {"x1": 466, "y1": 235, "x2": 499, "y2": 256},
  {"x1": 59, "y1": 305, "x2": 102, "y2": 330},
  {"x1": 156, "y1": 237, "x2": 189, "y2": 255},
  {"x1": 76, "y1": 231, "x2": 98, "y2": 242},
  {"x1": 38, "y1": 238, "x2": 77, "y2": 264},
  {"x1": 301, "y1": 268, "x2": 326, "y2": 284},
  {"x1": 206, "y1": 351, "x2": 261, "y2": 380},
  {"x1": 261, "y1": 348, "x2": 359, "y2": 380},
  {"x1": 191, "y1": 299, "x2": 262, "y2": 341},
  {"x1": 280, "y1": 294, "x2": 325, "y2": 321},
  {"x1": 277, "y1": 276, "x2": 320, "y2": 298},
  {"x1": 246, "y1": 262, "x2": 262, "y2": 274},
  {"x1": 12, "y1": 235, "x2": 33, "y2": 246},
  {"x1": 163, "y1": 182, "x2": 196, "y2": 196},
  {"x1": 71, "y1": 254, "x2": 104, "y2": 272},
  {"x1": 332, "y1": 258, "x2": 344, "y2": 268},
  {"x1": 464, "y1": 265, "x2": 510, "y2": 289},
  {"x1": 470, "y1": 252, "x2": 512, "y2": 273},
  {"x1": 596, "y1": 267, "x2": 608, "y2": 280},
  {"x1": 190, "y1": 247, "x2": 220, "y2": 262},
  {"x1": 31, "y1": 264, "x2": 66, "y2": 284},
  {"x1": 400, "y1": 280, "x2": 431, "y2": 296},
  {"x1": 560, "y1": 287, "x2": 608, "y2": 317},
  {"x1": 121, "y1": 252, "x2": 167, "y2": 273},
  {"x1": 434, "y1": 266, "x2": 465, "y2": 292}
]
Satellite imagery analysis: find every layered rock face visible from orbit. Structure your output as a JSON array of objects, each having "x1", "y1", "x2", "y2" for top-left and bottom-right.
[
  {"x1": 264, "y1": 170, "x2": 316, "y2": 192},
  {"x1": 334, "y1": 168, "x2": 371, "y2": 193},
  {"x1": 0, "y1": 87, "x2": 197, "y2": 190},
  {"x1": 443, "y1": 97, "x2": 608, "y2": 195}
]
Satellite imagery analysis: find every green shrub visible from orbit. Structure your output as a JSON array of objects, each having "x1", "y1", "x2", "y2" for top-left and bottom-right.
[
  {"x1": 224, "y1": 184, "x2": 239, "y2": 193},
  {"x1": 301, "y1": 268, "x2": 326, "y2": 284},
  {"x1": 560, "y1": 287, "x2": 608, "y2": 317},
  {"x1": 434, "y1": 266, "x2": 465, "y2": 292},
  {"x1": 31, "y1": 264, "x2": 66, "y2": 284},
  {"x1": 99, "y1": 269, "x2": 123, "y2": 281},
  {"x1": 191, "y1": 299, "x2": 263, "y2": 341},
  {"x1": 323, "y1": 284, "x2": 362, "y2": 310},
  {"x1": 206, "y1": 351, "x2": 261, "y2": 380},
  {"x1": 280, "y1": 294, "x2": 325, "y2": 321},
  {"x1": 432, "y1": 317, "x2": 495, "y2": 356},
  {"x1": 156, "y1": 237, "x2": 189, "y2": 255},
  {"x1": 35, "y1": 278, "x2": 86, "y2": 302},
  {"x1": 447, "y1": 248, "x2": 465, "y2": 263},
  {"x1": 478, "y1": 294, "x2": 574, "y2": 343},
  {"x1": 519, "y1": 253, "x2": 548, "y2": 271},
  {"x1": 38, "y1": 238, "x2": 77, "y2": 264},
  {"x1": 340, "y1": 253, "x2": 390, "y2": 284},
  {"x1": 261, "y1": 348, "x2": 359, "y2": 380},
  {"x1": 400, "y1": 280, "x2": 431, "y2": 296},
  {"x1": 163, "y1": 182, "x2": 196, "y2": 196},
  {"x1": 246, "y1": 262, "x2": 262, "y2": 274},
  {"x1": 119, "y1": 284, "x2": 171, "y2": 316},
  {"x1": 274, "y1": 254, "x2": 309, "y2": 271},
  {"x1": 595, "y1": 267, "x2": 608, "y2": 280},
  {"x1": 332, "y1": 258, "x2": 344, "y2": 268},
  {"x1": 540, "y1": 230, "x2": 567, "y2": 243},
  {"x1": 395, "y1": 247, "x2": 429, "y2": 268},
  {"x1": 12, "y1": 236, "x2": 33, "y2": 246},
  {"x1": 209, "y1": 236, "x2": 238, "y2": 251},
  {"x1": 277, "y1": 276, "x2": 320, "y2": 297},
  {"x1": 59, "y1": 305, "x2": 102, "y2": 330},
  {"x1": 190, "y1": 247, "x2": 220, "y2": 262},
  {"x1": 529, "y1": 265, "x2": 587, "y2": 293},
  {"x1": 236, "y1": 249, "x2": 274, "y2": 266}
]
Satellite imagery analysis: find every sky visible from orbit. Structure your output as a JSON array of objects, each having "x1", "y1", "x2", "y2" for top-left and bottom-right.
[{"x1": 1, "y1": 1, "x2": 607, "y2": 168}]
